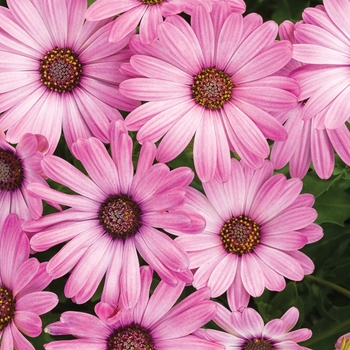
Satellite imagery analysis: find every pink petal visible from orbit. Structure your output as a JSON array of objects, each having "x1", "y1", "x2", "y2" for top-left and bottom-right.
[
  {"x1": 139, "y1": 5, "x2": 162, "y2": 44},
  {"x1": 241, "y1": 253, "x2": 266, "y2": 297},
  {"x1": 108, "y1": 5, "x2": 145, "y2": 43},
  {"x1": 16, "y1": 291, "x2": 58, "y2": 315},
  {"x1": 120, "y1": 238, "x2": 141, "y2": 309},
  {"x1": 14, "y1": 311, "x2": 42, "y2": 337}
]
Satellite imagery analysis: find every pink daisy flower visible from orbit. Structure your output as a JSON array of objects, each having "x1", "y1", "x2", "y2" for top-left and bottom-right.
[
  {"x1": 119, "y1": 4, "x2": 298, "y2": 182},
  {"x1": 291, "y1": 1, "x2": 350, "y2": 129},
  {"x1": 173, "y1": 159, "x2": 323, "y2": 310},
  {"x1": 195, "y1": 305, "x2": 312, "y2": 349},
  {"x1": 336, "y1": 333, "x2": 350, "y2": 350},
  {"x1": 0, "y1": 130, "x2": 51, "y2": 228},
  {"x1": 23, "y1": 121, "x2": 203, "y2": 308},
  {"x1": 44, "y1": 266, "x2": 223, "y2": 350},
  {"x1": 0, "y1": 0, "x2": 139, "y2": 154},
  {"x1": 85, "y1": 0, "x2": 188, "y2": 44},
  {"x1": 0, "y1": 214, "x2": 58, "y2": 349},
  {"x1": 270, "y1": 18, "x2": 350, "y2": 179}
]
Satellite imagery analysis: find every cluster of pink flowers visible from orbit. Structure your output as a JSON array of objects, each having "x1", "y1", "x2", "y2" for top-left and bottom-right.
[{"x1": 0, "y1": 0, "x2": 349, "y2": 348}]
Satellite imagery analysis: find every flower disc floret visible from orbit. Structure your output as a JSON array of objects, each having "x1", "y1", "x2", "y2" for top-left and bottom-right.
[
  {"x1": 0, "y1": 286, "x2": 15, "y2": 331},
  {"x1": 139, "y1": 0, "x2": 162, "y2": 5},
  {"x1": 40, "y1": 47, "x2": 83, "y2": 93},
  {"x1": 0, "y1": 149, "x2": 23, "y2": 191},
  {"x1": 107, "y1": 323, "x2": 155, "y2": 350},
  {"x1": 192, "y1": 68, "x2": 233, "y2": 110},
  {"x1": 220, "y1": 215, "x2": 260, "y2": 255},
  {"x1": 99, "y1": 194, "x2": 142, "y2": 240},
  {"x1": 243, "y1": 338, "x2": 274, "y2": 350}
]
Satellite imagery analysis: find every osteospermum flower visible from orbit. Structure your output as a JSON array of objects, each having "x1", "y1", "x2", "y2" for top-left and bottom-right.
[
  {"x1": 85, "y1": 0, "x2": 188, "y2": 44},
  {"x1": 173, "y1": 159, "x2": 323, "y2": 310},
  {"x1": 24, "y1": 121, "x2": 203, "y2": 308},
  {"x1": 0, "y1": 214, "x2": 58, "y2": 349},
  {"x1": 195, "y1": 305, "x2": 312, "y2": 349},
  {"x1": 44, "y1": 266, "x2": 223, "y2": 350},
  {"x1": 119, "y1": 4, "x2": 299, "y2": 182},
  {"x1": 270, "y1": 19, "x2": 350, "y2": 179},
  {"x1": 0, "y1": 130, "x2": 51, "y2": 228},
  {"x1": 336, "y1": 333, "x2": 350, "y2": 350},
  {"x1": 291, "y1": 0, "x2": 350, "y2": 130},
  {"x1": 0, "y1": 0, "x2": 139, "y2": 154}
]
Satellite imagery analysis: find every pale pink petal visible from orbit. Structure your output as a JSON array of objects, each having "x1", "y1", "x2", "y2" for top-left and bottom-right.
[
  {"x1": 328, "y1": 124, "x2": 350, "y2": 166},
  {"x1": 240, "y1": 253, "x2": 265, "y2": 297},
  {"x1": 158, "y1": 21, "x2": 202, "y2": 74},
  {"x1": 14, "y1": 311, "x2": 42, "y2": 337},
  {"x1": 254, "y1": 245, "x2": 305, "y2": 281},
  {"x1": 323, "y1": 0, "x2": 350, "y2": 39},
  {"x1": 192, "y1": 5, "x2": 215, "y2": 66},
  {"x1": 72, "y1": 138, "x2": 120, "y2": 195},
  {"x1": 109, "y1": 5, "x2": 145, "y2": 42},
  {"x1": 120, "y1": 238, "x2": 141, "y2": 309},
  {"x1": 41, "y1": 155, "x2": 105, "y2": 202},
  {"x1": 16, "y1": 291, "x2": 58, "y2": 315},
  {"x1": 85, "y1": 0, "x2": 138, "y2": 20},
  {"x1": 310, "y1": 126, "x2": 334, "y2": 179},
  {"x1": 208, "y1": 253, "x2": 238, "y2": 297},
  {"x1": 293, "y1": 44, "x2": 350, "y2": 64},
  {"x1": 142, "y1": 280, "x2": 184, "y2": 328},
  {"x1": 120, "y1": 78, "x2": 190, "y2": 101},
  {"x1": 157, "y1": 104, "x2": 202, "y2": 163},
  {"x1": 139, "y1": 5, "x2": 162, "y2": 44},
  {"x1": 10, "y1": 323, "x2": 35, "y2": 350}
]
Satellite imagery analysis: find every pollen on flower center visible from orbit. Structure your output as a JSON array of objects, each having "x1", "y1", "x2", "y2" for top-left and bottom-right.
[
  {"x1": 192, "y1": 67, "x2": 233, "y2": 110},
  {"x1": 0, "y1": 149, "x2": 23, "y2": 191},
  {"x1": 139, "y1": 0, "x2": 162, "y2": 5},
  {"x1": 40, "y1": 47, "x2": 83, "y2": 93},
  {"x1": 0, "y1": 286, "x2": 16, "y2": 331},
  {"x1": 107, "y1": 323, "x2": 156, "y2": 350},
  {"x1": 99, "y1": 194, "x2": 142, "y2": 240},
  {"x1": 220, "y1": 215, "x2": 260, "y2": 255},
  {"x1": 243, "y1": 338, "x2": 275, "y2": 350}
]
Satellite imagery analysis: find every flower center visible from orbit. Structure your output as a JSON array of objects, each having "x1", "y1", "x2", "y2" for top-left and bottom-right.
[
  {"x1": 0, "y1": 149, "x2": 23, "y2": 191},
  {"x1": 220, "y1": 215, "x2": 260, "y2": 255},
  {"x1": 243, "y1": 338, "x2": 275, "y2": 350},
  {"x1": 99, "y1": 194, "x2": 142, "y2": 240},
  {"x1": 0, "y1": 286, "x2": 16, "y2": 331},
  {"x1": 40, "y1": 47, "x2": 83, "y2": 93},
  {"x1": 107, "y1": 323, "x2": 156, "y2": 350},
  {"x1": 139, "y1": 0, "x2": 162, "y2": 5},
  {"x1": 192, "y1": 67, "x2": 233, "y2": 110}
]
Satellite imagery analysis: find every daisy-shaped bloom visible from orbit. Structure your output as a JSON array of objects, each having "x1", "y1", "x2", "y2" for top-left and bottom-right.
[
  {"x1": 291, "y1": 1, "x2": 350, "y2": 131},
  {"x1": 44, "y1": 266, "x2": 223, "y2": 350},
  {"x1": 119, "y1": 4, "x2": 298, "y2": 182},
  {"x1": 85, "y1": 0, "x2": 188, "y2": 44},
  {"x1": 173, "y1": 159, "x2": 323, "y2": 310},
  {"x1": 24, "y1": 121, "x2": 203, "y2": 308},
  {"x1": 0, "y1": 214, "x2": 58, "y2": 349},
  {"x1": 270, "y1": 18, "x2": 350, "y2": 179},
  {"x1": 0, "y1": 0, "x2": 139, "y2": 154},
  {"x1": 0, "y1": 130, "x2": 51, "y2": 228},
  {"x1": 336, "y1": 333, "x2": 350, "y2": 350},
  {"x1": 195, "y1": 305, "x2": 312, "y2": 349}
]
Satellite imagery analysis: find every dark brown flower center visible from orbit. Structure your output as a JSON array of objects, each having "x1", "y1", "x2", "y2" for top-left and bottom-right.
[
  {"x1": 243, "y1": 338, "x2": 275, "y2": 350},
  {"x1": 220, "y1": 215, "x2": 260, "y2": 255},
  {"x1": 0, "y1": 286, "x2": 15, "y2": 331},
  {"x1": 0, "y1": 149, "x2": 23, "y2": 191},
  {"x1": 99, "y1": 194, "x2": 142, "y2": 240},
  {"x1": 40, "y1": 47, "x2": 82, "y2": 93},
  {"x1": 139, "y1": 0, "x2": 162, "y2": 5},
  {"x1": 107, "y1": 323, "x2": 156, "y2": 350},
  {"x1": 192, "y1": 67, "x2": 233, "y2": 110}
]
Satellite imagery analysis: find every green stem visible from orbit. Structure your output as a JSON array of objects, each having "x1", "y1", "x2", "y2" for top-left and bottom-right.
[
  {"x1": 302, "y1": 318, "x2": 350, "y2": 347},
  {"x1": 306, "y1": 275, "x2": 350, "y2": 298}
]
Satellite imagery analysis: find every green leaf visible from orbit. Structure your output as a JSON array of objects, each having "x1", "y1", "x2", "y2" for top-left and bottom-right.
[{"x1": 314, "y1": 184, "x2": 350, "y2": 226}]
